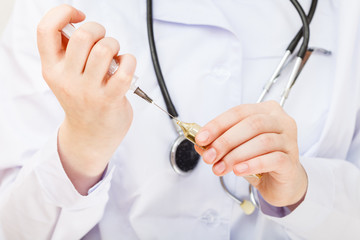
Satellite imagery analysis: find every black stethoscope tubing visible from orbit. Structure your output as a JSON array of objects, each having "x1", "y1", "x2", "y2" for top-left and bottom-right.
[
  {"x1": 146, "y1": 0, "x2": 316, "y2": 210},
  {"x1": 146, "y1": 0, "x2": 178, "y2": 118},
  {"x1": 146, "y1": 0, "x2": 316, "y2": 118}
]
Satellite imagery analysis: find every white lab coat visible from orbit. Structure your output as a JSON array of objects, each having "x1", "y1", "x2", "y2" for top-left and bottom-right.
[{"x1": 0, "y1": 0, "x2": 359, "y2": 239}]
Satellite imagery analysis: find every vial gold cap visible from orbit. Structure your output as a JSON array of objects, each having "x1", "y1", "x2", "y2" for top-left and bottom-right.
[{"x1": 176, "y1": 121, "x2": 202, "y2": 145}]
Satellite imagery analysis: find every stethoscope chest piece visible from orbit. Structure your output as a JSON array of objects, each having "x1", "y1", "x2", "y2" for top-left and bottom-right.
[
  {"x1": 170, "y1": 135, "x2": 200, "y2": 175},
  {"x1": 170, "y1": 119, "x2": 200, "y2": 175}
]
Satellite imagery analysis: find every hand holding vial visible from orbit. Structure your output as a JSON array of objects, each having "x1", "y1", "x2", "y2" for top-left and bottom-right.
[{"x1": 194, "y1": 101, "x2": 308, "y2": 208}]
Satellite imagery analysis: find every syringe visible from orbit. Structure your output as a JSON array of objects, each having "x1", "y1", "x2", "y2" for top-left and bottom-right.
[
  {"x1": 61, "y1": 23, "x2": 178, "y2": 120},
  {"x1": 63, "y1": 24, "x2": 261, "y2": 180}
]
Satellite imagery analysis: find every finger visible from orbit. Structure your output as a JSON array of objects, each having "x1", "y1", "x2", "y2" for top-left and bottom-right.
[
  {"x1": 104, "y1": 54, "x2": 137, "y2": 97},
  {"x1": 194, "y1": 144, "x2": 205, "y2": 155},
  {"x1": 65, "y1": 22, "x2": 106, "y2": 74},
  {"x1": 212, "y1": 133, "x2": 286, "y2": 176},
  {"x1": 83, "y1": 37, "x2": 119, "y2": 82},
  {"x1": 37, "y1": 4, "x2": 85, "y2": 65},
  {"x1": 195, "y1": 101, "x2": 281, "y2": 147},
  {"x1": 232, "y1": 151, "x2": 289, "y2": 177},
  {"x1": 201, "y1": 114, "x2": 283, "y2": 165}
]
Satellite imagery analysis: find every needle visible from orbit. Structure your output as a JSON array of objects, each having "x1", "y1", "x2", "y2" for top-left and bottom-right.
[{"x1": 152, "y1": 101, "x2": 180, "y2": 122}]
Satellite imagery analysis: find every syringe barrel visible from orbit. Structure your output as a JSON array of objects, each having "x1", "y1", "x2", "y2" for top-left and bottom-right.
[
  {"x1": 61, "y1": 23, "x2": 138, "y2": 87},
  {"x1": 61, "y1": 23, "x2": 76, "y2": 39}
]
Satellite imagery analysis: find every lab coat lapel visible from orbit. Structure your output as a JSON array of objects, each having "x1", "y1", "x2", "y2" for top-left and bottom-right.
[
  {"x1": 312, "y1": 1, "x2": 360, "y2": 158},
  {"x1": 140, "y1": 0, "x2": 238, "y2": 39}
]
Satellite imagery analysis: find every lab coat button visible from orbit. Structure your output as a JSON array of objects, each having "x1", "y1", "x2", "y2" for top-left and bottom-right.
[
  {"x1": 212, "y1": 67, "x2": 231, "y2": 83},
  {"x1": 200, "y1": 209, "x2": 219, "y2": 227}
]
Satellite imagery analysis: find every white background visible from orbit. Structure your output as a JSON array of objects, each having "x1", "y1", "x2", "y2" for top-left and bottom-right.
[{"x1": 0, "y1": 0, "x2": 16, "y2": 36}]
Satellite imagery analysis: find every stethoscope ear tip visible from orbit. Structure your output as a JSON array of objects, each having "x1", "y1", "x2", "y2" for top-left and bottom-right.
[{"x1": 240, "y1": 200, "x2": 256, "y2": 215}]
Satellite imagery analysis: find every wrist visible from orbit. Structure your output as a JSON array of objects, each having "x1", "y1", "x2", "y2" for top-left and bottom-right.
[
  {"x1": 286, "y1": 163, "x2": 308, "y2": 209},
  {"x1": 57, "y1": 121, "x2": 116, "y2": 195}
]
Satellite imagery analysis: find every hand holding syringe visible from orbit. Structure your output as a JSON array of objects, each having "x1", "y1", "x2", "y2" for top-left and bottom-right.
[
  {"x1": 62, "y1": 24, "x2": 153, "y2": 105},
  {"x1": 62, "y1": 24, "x2": 179, "y2": 118},
  {"x1": 62, "y1": 24, "x2": 201, "y2": 141}
]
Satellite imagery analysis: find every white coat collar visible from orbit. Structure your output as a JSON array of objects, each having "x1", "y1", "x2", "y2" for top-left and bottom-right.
[{"x1": 140, "y1": 0, "x2": 238, "y2": 39}]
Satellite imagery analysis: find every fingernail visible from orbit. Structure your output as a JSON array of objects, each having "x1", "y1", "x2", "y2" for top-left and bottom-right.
[
  {"x1": 235, "y1": 163, "x2": 248, "y2": 173},
  {"x1": 214, "y1": 161, "x2": 226, "y2": 174},
  {"x1": 196, "y1": 131, "x2": 209, "y2": 143},
  {"x1": 203, "y1": 148, "x2": 216, "y2": 164}
]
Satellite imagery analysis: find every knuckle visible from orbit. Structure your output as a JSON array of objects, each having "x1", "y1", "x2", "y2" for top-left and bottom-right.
[
  {"x1": 256, "y1": 159, "x2": 265, "y2": 172},
  {"x1": 288, "y1": 116, "x2": 297, "y2": 129},
  {"x1": 75, "y1": 28, "x2": 95, "y2": 42},
  {"x1": 108, "y1": 37, "x2": 120, "y2": 52},
  {"x1": 259, "y1": 134, "x2": 274, "y2": 148},
  {"x1": 109, "y1": 71, "x2": 133, "y2": 93},
  {"x1": 41, "y1": 64, "x2": 59, "y2": 84},
  {"x1": 36, "y1": 24, "x2": 47, "y2": 37},
  {"x1": 274, "y1": 152, "x2": 288, "y2": 165},
  {"x1": 214, "y1": 135, "x2": 232, "y2": 151},
  {"x1": 93, "y1": 43, "x2": 113, "y2": 58},
  {"x1": 41, "y1": 67, "x2": 50, "y2": 80},
  {"x1": 77, "y1": 22, "x2": 106, "y2": 43},
  {"x1": 91, "y1": 22, "x2": 106, "y2": 32},
  {"x1": 61, "y1": 4, "x2": 76, "y2": 18},
  {"x1": 102, "y1": 37, "x2": 120, "y2": 54},
  {"x1": 114, "y1": 68, "x2": 132, "y2": 82},
  {"x1": 282, "y1": 114, "x2": 297, "y2": 133},
  {"x1": 262, "y1": 100, "x2": 281, "y2": 113},
  {"x1": 124, "y1": 54, "x2": 137, "y2": 64},
  {"x1": 82, "y1": 22, "x2": 106, "y2": 34},
  {"x1": 267, "y1": 100, "x2": 280, "y2": 109},
  {"x1": 207, "y1": 119, "x2": 222, "y2": 136},
  {"x1": 59, "y1": 4, "x2": 74, "y2": 13},
  {"x1": 41, "y1": 69, "x2": 55, "y2": 84},
  {"x1": 233, "y1": 104, "x2": 248, "y2": 118},
  {"x1": 38, "y1": 5, "x2": 76, "y2": 37},
  {"x1": 60, "y1": 4, "x2": 81, "y2": 22},
  {"x1": 222, "y1": 154, "x2": 233, "y2": 167},
  {"x1": 82, "y1": 91, "x2": 95, "y2": 105},
  {"x1": 248, "y1": 115, "x2": 265, "y2": 132},
  {"x1": 59, "y1": 82, "x2": 73, "y2": 97}
]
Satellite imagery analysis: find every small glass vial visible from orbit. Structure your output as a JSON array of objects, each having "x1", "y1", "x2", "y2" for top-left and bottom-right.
[{"x1": 176, "y1": 121, "x2": 202, "y2": 146}]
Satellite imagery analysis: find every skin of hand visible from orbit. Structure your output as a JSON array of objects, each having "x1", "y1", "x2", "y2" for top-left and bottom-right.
[
  {"x1": 195, "y1": 101, "x2": 308, "y2": 208},
  {"x1": 37, "y1": 5, "x2": 136, "y2": 195}
]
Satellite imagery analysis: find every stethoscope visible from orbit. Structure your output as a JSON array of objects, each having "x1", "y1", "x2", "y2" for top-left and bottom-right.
[{"x1": 146, "y1": 0, "x2": 317, "y2": 214}]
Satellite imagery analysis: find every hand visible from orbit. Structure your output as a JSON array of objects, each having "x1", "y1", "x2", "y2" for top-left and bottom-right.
[
  {"x1": 37, "y1": 5, "x2": 136, "y2": 195},
  {"x1": 195, "y1": 101, "x2": 308, "y2": 208}
]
